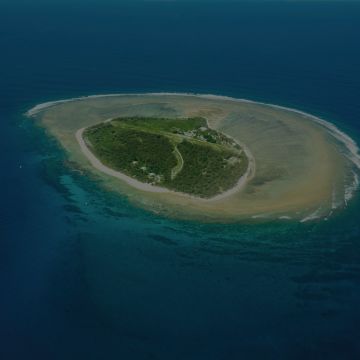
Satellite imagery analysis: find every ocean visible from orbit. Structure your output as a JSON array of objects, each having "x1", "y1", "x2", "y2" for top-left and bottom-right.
[{"x1": 1, "y1": 1, "x2": 360, "y2": 359}]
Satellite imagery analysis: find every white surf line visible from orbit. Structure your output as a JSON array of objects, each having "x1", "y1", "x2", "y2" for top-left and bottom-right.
[
  {"x1": 252, "y1": 213, "x2": 272, "y2": 219},
  {"x1": 345, "y1": 171, "x2": 359, "y2": 205},
  {"x1": 300, "y1": 207, "x2": 323, "y2": 223},
  {"x1": 330, "y1": 183, "x2": 344, "y2": 212},
  {"x1": 26, "y1": 94, "x2": 130, "y2": 117}
]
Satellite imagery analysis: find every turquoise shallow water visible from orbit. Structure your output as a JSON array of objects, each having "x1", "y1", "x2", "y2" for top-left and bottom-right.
[{"x1": 1, "y1": 2, "x2": 360, "y2": 359}]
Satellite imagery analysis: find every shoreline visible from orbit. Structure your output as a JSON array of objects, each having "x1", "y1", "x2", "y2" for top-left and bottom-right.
[{"x1": 75, "y1": 124, "x2": 254, "y2": 202}]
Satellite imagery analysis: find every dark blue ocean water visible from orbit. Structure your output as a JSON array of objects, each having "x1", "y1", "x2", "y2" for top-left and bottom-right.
[{"x1": 1, "y1": 2, "x2": 360, "y2": 359}]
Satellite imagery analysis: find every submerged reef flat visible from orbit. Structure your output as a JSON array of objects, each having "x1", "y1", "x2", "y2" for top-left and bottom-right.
[{"x1": 27, "y1": 93, "x2": 360, "y2": 222}]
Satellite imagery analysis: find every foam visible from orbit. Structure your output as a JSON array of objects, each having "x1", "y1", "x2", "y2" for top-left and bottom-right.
[
  {"x1": 345, "y1": 171, "x2": 359, "y2": 204},
  {"x1": 300, "y1": 207, "x2": 323, "y2": 223}
]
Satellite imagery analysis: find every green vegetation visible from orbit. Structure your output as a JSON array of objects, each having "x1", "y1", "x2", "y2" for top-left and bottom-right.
[
  {"x1": 170, "y1": 140, "x2": 246, "y2": 197},
  {"x1": 111, "y1": 116, "x2": 207, "y2": 133},
  {"x1": 84, "y1": 116, "x2": 248, "y2": 198}
]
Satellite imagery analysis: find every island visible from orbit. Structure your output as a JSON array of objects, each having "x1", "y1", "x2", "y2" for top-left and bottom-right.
[
  {"x1": 80, "y1": 116, "x2": 248, "y2": 198},
  {"x1": 26, "y1": 93, "x2": 360, "y2": 222}
]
